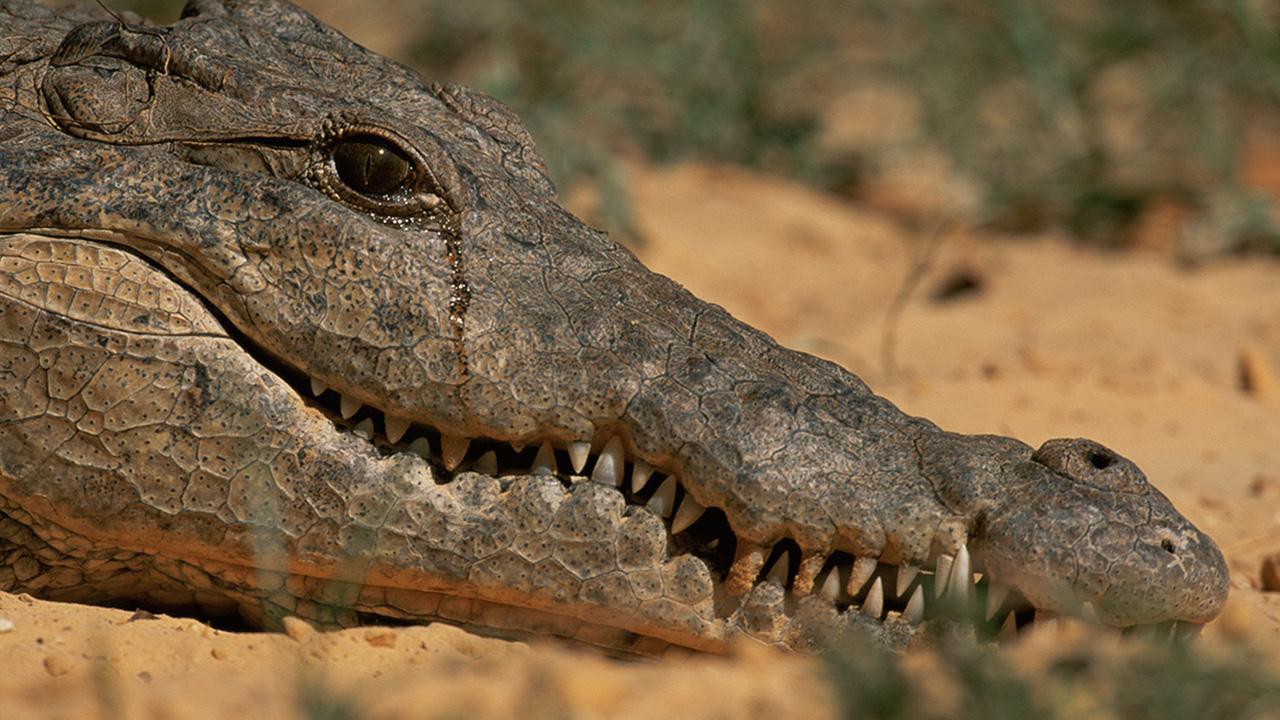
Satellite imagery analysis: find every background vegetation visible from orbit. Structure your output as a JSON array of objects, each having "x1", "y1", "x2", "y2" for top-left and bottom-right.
[
  {"x1": 826, "y1": 628, "x2": 1280, "y2": 720},
  {"x1": 114, "y1": 0, "x2": 1280, "y2": 256},
  {"x1": 400, "y1": 0, "x2": 1280, "y2": 256}
]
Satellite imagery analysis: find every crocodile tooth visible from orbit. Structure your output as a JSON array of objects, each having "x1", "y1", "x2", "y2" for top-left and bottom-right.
[
  {"x1": 817, "y1": 566, "x2": 843, "y2": 602},
  {"x1": 407, "y1": 437, "x2": 431, "y2": 459},
  {"x1": 309, "y1": 377, "x2": 328, "y2": 397},
  {"x1": 384, "y1": 416, "x2": 411, "y2": 445},
  {"x1": 531, "y1": 442, "x2": 556, "y2": 474},
  {"x1": 861, "y1": 577, "x2": 884, "y2": 618},
  {"x1": 985, "y1": 580, "x2": 1011, "y2": 621},
  {"x1": 904, "y1": 584, "x2": 925, "y2": 623},
  {"x1": 441, "y1": 433, "x2": 470, "y2": 471},
  {"x1": 648, "y1": 476, "x2": 677, "y2": 518},
  {"x1": 1079, "y1": 600, "x2": 1099, "y2": 624},
  {"x1": 763, "y1": 550, "x2": 790, "y2": 586},
  {"x1": 567, "y1": 441, "x2": 590, "y2": 474},
  {"x1": 1172, "y1": 620, "x2": 1202, "y2": 641},
  {"x1": 934, "y1": 554, "x2": 954, "y2": 598},
  {"x1": 590, "y1": 436, "x2": 625, "y2": 487},
  {"x1": 726, "y1": 542, "x2": 767, "y2": 595},
  {"x1": 353, "y1": 417, "x2": 374, "y2": 440},
  {"x1": 339, "y1": 394, "x2": 362, "y2": 420},
  {"x1": 999, "y1": 612, "x2": 1018, "y2": 642},
  {"x1": 949, "y1": 544, "x2": 971, "y2": 605},
  {"x1": 1033, "y1": 610, "x2": 1060, "y2": 636},
  {"x1": 473, "y1": 450, "x2": 498, "y2": 475},
  {"x1": 669, "y1": 493, "x2": 705, "y2": 534},
  {"x1": 792, "y1": 552, "x2": 826, "y2": 597},
  {"x1": 630, "y1": 460, "x2": 653, "y2": 493},
  {"x1": 847, "y1": 557, "x2": 877, "y2": 596},
  {"x1": 896, "y1": 563, "x2": 920, "y2": 597}
]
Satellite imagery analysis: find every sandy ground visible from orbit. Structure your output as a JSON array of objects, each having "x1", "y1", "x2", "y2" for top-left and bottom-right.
[{"x1": 2, "y1": 158, "x2": 1278, "y2": 718}]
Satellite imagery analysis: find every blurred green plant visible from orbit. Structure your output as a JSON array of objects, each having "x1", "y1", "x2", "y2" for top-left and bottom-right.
[
  {"x1": 399, "y1": 0, "x2": 1280, "y2": 255},
  {"x1": 400, "y1": 0, "x2": 841, "y2": 240},
  {"x1": 825, "y1": 629, "x2": 1280, "y2": 720},
  {"x1": 854, "y1": 0, "x2": 1280, "y2": 255},
  {"x1": 107, "y1": 0, "x2": 1280, "y2": 255}
]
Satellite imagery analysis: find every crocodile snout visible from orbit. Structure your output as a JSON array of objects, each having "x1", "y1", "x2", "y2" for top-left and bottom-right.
[{"x1": 977, "y1": 438, "x2": 1229, "y2": 628}]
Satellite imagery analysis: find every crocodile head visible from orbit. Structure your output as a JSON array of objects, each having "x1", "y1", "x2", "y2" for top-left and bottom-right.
[{"x1": 0, "y1": 0, "x2": 1226, "y2": 655}]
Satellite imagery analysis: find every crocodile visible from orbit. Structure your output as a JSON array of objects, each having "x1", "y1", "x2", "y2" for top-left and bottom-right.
[{"x1": 0, "y1": 0, "x2": 1228, "y2": 657}]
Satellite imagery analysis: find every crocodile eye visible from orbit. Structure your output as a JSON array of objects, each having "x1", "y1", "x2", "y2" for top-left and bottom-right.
[{"x1": 332, "y1": 135, "x2": 413, "y2": 196}]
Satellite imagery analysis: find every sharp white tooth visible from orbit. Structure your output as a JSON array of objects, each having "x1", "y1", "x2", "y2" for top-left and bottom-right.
[
  {"x1": 647, "y1": 476, "x2": 677, "y2": 518},
  {"x1": 848, "y1": 557, "x2": 877, "y2": 596},
  {"x1": 310, "y1": 377, "x2": 328, "y2": 397},
  {"x1": 407, "y1": 437, "x2": 431, "y2": 459},
  {"x1": 934, "y1": 554, "x2": 954, "y2": 598},
  {"x1": 1080, "y1": 601, "x2": 1099, "y2": 624},
  {"x1": 861, "y1": 577, "x2": 884, "y2": 619},
  {"x1": 765, "y1": 552, "x2": 790, "y2": 586},
  {"x1": 897, "y1": 564, "x2": 920, "y2": 597},
  {"x1": 473, "y1": 450, "x2": 498, "y2": 475},
  {"x1": 817, "y1": 568, "x2": 842, "y2": 602},
  {"x1": 1172, "y1": 620, "x2": 1201, "y2": 642},
  {"x1": 1034, "y1": 609, "x2": 1059, "y2": 634},
  {"x1": 568, "y1": 441, "x2": 590, "y2": 474},
  {"x1": 985, "y1": 580, "x2": 1011, "y2": 621},
  {"x1": 999, "y1": 612, "x2": 1018, "y2": 642},
  {"x1": 590, "y1": 436, "x2": 625, "y2": 487},
  {"x1": 630, "y1": 460, "x2": 653, "y2": 493},
  {"x1": 904, "y1": 584, "x2": 925, "y2": 624},
  {"x1": 384, "y1": 416, "x2": 411, "y2": 445},
  {"x1": 949, "y1": 544, "x2": 971, "y2": 605},
  {"x1": 531, "y1": 442, "x2": 556, "y2": 474},
  {"x1": 340, "y1": 394, "x2": 362, "y2": 420},
  {"x1": 353, "y1": 417, "x2": 374, "y2": 440},
  {"x1": 441, "y1": 433, "x2": 470, "y2": 471},
  {"x1": 670, "y1": 493, "x2": 705, "y2": 534}
]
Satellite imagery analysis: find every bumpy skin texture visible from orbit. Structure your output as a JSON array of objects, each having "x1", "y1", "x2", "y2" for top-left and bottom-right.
[{"x1": 0, "y1": 0, "x2": 1227, "y2": 655}]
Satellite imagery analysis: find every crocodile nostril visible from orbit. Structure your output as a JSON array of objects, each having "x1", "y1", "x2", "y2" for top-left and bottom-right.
[{"x1": 1089, "y1": 451, "x2": 1113, "y2": 470}]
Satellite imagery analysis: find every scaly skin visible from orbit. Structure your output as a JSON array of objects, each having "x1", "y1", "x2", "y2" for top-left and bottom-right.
[{"x1": 0, "y1": 0, "x2": 1227, "y2": 656}]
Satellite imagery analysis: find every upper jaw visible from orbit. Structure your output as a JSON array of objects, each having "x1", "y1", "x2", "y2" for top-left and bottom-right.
[{"x1": 973, "y1": 454, "x2": 1230, "y2": 630}]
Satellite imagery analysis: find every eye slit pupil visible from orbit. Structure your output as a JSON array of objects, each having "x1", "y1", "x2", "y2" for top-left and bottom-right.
[{"x1": 332, "y1": 135, "x2": 412, "y2": 197}]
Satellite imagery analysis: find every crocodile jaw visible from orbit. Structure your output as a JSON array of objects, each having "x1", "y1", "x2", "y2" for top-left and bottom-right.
[{"x1": 0, "y1": 0, "x2": 1230, "y2": 654}]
